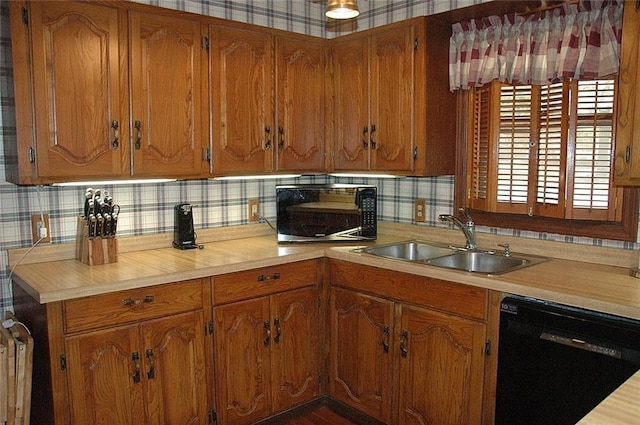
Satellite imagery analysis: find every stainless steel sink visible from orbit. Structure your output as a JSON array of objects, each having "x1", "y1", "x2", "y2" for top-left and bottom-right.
[
  {"x1": 359, "y1": 240, "x2": 547, "y2": 275},
  {"x1": 426, "y1": 250, "x2": 546, "y2": 275},
  {"x1": 360, "y1": 241, "x2": 455, "y2": 262}
]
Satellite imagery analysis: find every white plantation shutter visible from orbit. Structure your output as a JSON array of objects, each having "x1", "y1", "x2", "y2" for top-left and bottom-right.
[{"x1": 469, "y1": 78, "x2": 621, "y2": 222}]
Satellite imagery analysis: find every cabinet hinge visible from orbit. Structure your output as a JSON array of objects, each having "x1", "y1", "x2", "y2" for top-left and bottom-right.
[
  {"x1": 202, "y1": 35, "x2": 210, "y2": 51},
  {"x1": 28, "y1": 147, "x2": 35, "y2": 163},
  {"x1": 485, "y1": 339, "x2": 492, "y2": 356},
  {"x1": 414, "y1": 37, "x2": 419, "y2": 50},
  {"x1": 208, "y1": 409, "x2": 217, "y2": 423},
  {"x1": 60, "y1": 354, "x2": 67, "y2": 371},
  {"x1": 21, "y1": 7, "x2": 28, "y2": 25},
  {"x1": 413, "y1": 147, "x2": 418, "y2": 159}
]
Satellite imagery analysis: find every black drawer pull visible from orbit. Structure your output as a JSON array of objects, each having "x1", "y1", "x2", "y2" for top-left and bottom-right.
[
  {"x1": 257, "y1": 273, "x2": 280, "y2": 282},
  {"x1": 122, "y1": 295, "x2": 155, "y2": 306}
]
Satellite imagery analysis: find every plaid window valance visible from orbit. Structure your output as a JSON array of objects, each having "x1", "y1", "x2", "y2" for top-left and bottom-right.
[{"x1": 448, "y1": 1, "x2": 623, "y2": 91}]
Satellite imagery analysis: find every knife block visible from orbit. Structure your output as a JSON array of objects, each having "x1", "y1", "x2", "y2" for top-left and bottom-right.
[{"x1": 75, "y1": 216, "x2": 118, "y2": 265}]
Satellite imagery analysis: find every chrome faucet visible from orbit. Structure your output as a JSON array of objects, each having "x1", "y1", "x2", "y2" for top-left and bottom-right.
[{"x1": 439, "y1": 208, "x2": 477, "y2": 250}]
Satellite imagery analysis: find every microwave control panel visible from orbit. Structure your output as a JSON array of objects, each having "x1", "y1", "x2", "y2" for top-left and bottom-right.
[{"x1": 359, "y1": 188, "x2": 377, "y2": 238}]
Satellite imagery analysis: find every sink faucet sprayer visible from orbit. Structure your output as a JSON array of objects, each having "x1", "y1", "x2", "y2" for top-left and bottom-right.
[{"x1": 438, "y1": 208, "x2": 477, "y2": 250}]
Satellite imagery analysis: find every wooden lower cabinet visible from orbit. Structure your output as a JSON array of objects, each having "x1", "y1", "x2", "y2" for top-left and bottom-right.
[
  {"x1": 65, "y1": 311, "x2": 208, "y2": 425},
  {"x1": 397, "y1": 304, "x2": 486, "y2": 425},
  {"x1": 328, "y1": 260, "x2": 497, "y2": 425},
  {"x1": 329, "y1": 288, "x2": 394, "y2": 423},
  {"x1": 214, "y1": 286, "x2": 320, "y2": 425},
  {"x1": 12, "y1": 278, "x2": 214, "y2": 425}
]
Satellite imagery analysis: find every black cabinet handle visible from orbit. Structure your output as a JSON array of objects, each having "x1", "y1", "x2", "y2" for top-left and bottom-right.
[
  {"x1": 400, "y1": 330, "x2": 408, "y2": 358},
  {"x1": 132, "y1": 351, "x2": 141, "y2": 383},
  {"x1": 274, "y1": 317, "x2": 281, "y2": 344},
  {"x1": 146, "y1": 349, "x2": 155, "y2": 379},
  {"x1": 264, "y1": 320, "x2": 271, "y2": 347}
]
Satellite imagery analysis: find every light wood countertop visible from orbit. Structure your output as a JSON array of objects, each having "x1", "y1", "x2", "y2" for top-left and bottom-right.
[
  {"x1": 8, "y1": 222, "x2": 640, "y2": 423},
  {"x1": 577, "y1": 370, "x2": 640, "y2": 424}
]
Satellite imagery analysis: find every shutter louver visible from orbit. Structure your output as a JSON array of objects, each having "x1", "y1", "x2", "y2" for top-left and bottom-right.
[
  {"x1": 536, "y1": 82, "x2": 566, "y2": 217},
  {"x1": 468, "y1": 77, "x2": 620, "y2": 223},
  {"x1": 469, "y1": 85, "x2": 491, "y2": 210},
  {"x1": 497, "y1": 84, "x2": 531, "y2": 213},
  {"x1": 570, "y1": 79, "x2": 619, "y2": 220}
]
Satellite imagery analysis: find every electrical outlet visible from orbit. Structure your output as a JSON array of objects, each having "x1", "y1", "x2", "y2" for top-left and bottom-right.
[
  {"x1": 414, "y1": 199, "x2": 427, "y2": 223},
  {"x1": 248, "y1": 199, "x2": 260, "y2": 222},
  {"x1": 31, "y1": 214, "x2": 51, "y2": 244}
]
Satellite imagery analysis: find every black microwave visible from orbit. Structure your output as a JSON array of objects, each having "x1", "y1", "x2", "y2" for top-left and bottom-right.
[{"x1": 276, "y1": 184, "x2": 377, "y2": 242}]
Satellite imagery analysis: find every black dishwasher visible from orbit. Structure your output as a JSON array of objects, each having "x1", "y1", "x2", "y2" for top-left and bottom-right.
[{"x1": 495, "y1": 296, "x2": 640, "y2": 425}]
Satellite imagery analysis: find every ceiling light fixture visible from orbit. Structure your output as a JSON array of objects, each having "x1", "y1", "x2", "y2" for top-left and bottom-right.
[{"x1": 326, "y1": 0, "x2": 360, "y2": 20}]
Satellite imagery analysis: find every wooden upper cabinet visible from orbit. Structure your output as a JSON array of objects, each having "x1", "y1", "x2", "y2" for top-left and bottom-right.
[
  {"x1": 329, "y1": 17, "x2": 455, "y2": 175},
  {"x1": 275, "y1": 35, "x2": 327, "y2": 172},
  {"x1": 614, "y1": 2, "x2": 640, "y2": 185},
  {"x1": 369, "y1": 25, "x2": 415, "y2": 173},
  {"x1": 26, "y1": 1, "x2": 128, "y2": 181},
  {"x1": 329, "y1": 22, "x2": 417, "y2": 173},
  {"x1": 331, "y1": 37, "x2": 370, "y2": 171},
  {"x1": 129, "y1": 12, "x2": 208, "y2": 178},
  {"x1": 211, "y1": 25, "x2": 274, "y2": 175}
]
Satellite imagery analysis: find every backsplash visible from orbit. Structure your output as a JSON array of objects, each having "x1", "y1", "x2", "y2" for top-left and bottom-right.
[{"x1": 1, "y1": 0, "x2": 638, "y2": 313}]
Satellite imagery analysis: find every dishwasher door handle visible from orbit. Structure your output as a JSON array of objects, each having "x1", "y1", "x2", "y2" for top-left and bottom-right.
[{"x1": 540, "y1": 332, "x2": 622, "y2": 359}]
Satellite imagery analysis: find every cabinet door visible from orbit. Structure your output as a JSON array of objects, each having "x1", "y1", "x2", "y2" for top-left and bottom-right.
[
  {"x1": 397, "y1": 304, "x2": 486, "y2": 425},
  {"x1": 28, "y1": 1, "x2": 127, "y2": 180},
  {"x1": 211, "y1": 26, "x2": 274, "y2": 175},
  {"x1": 369, "y1": 25, "x2": 415, "y2": 173},
  {"x1": 130, "y1": 12, "x2": 207, "y2": 177},
  {"x1": 614, "y1": 2, "x2": 640, "y2": 184},
  {"x1": 214, "y1": 297, "x2": 272, "y2": 425},
  {"x1": 141, "y1": 311, "x2": 209, "y2": 425},
  {"x1": 329, "y1": 287, "x2": 394, "y2": 423},
  {"x1": 275, "y1": 35, "x2": 326, "y2": 172},
  {"x1": 331, "y1": 37, "x2": 370, "y2": 171},
  {"x1": 271, "y1": 287, "x2": 320, "y2": 412},
  {"x1": 65, "y1": 325, "x2": 145, "y2": 425}
]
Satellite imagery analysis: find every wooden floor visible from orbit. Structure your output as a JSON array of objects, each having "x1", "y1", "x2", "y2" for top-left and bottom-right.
[{"x1": 278, "y1": 406, "x2": 357, "y2": 425}]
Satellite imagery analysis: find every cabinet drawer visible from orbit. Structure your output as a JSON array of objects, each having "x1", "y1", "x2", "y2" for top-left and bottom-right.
[
  {"x1": 213, "y1": 260, "x2": 319, "y2": 304},
  {"x1": 63, "y1": 279, "x2": 204, "y2": 334},
  {"x1": 329, "y1": 260, "x2": 487, "y2": 320}
]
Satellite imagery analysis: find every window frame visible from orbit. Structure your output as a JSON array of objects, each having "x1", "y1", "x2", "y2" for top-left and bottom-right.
[{"x1": 454, "y1": 85, "x2": 638, "y2": 242}]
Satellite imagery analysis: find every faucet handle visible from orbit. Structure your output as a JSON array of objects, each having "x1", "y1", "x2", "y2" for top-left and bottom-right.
[
  {"x1": 458, "y1": 207, "x2": 473, "y2": 223},
  {"x1": 498, "y1": 243, "x2": 511, "y2": 257}
]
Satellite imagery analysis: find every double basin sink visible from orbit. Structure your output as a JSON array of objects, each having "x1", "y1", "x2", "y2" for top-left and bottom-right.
[{"x1": 358, "y1": 240, "x2": 547, "y2": 275}]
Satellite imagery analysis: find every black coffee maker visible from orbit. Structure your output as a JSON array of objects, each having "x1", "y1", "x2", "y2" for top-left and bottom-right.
[{"x1": 173, "y1": 203, "x2": 198, "y2": 249}]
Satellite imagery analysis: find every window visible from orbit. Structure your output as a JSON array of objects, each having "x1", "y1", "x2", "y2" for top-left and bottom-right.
[{"x1": 459, "y1": 77, "x2": 637, "y2": 241}]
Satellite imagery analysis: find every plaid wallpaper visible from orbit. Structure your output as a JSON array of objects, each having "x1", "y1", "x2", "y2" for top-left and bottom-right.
[{"x1": 0, "y1": 0, "x2": 637, "y2": 313}]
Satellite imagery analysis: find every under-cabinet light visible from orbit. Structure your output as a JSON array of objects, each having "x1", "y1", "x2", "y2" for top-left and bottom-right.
[
  {"x1": 329, "y1": 173, "x2": 404, "y2": 179},
  {"x1": 213, "y1": 174, "x2": 302, "y2": 181},
  {"x1": 52, "y1": 178, "x2": 177, "y2": 187}
]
